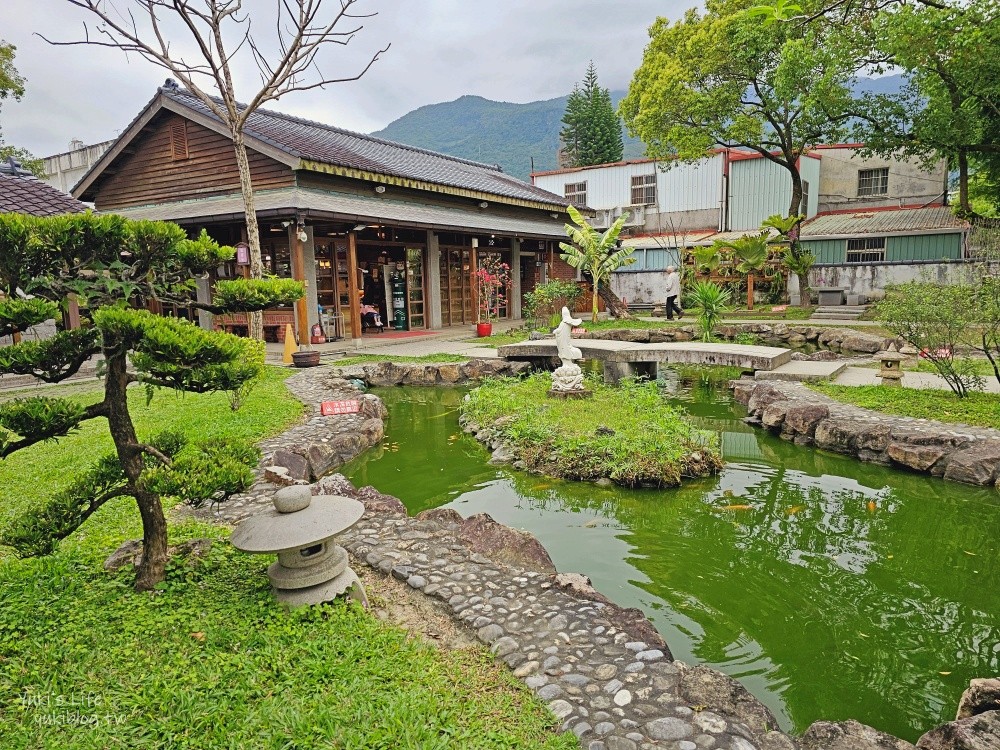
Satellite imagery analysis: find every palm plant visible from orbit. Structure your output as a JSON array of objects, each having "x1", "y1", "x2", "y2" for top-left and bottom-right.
[
  {"x1": 712, "y1": 231, "x2": 770, "y2": 310},
  {"x1": 560, "y1": 205, "x2": 636, "y2": 322},
  {"x1": 687, "y1": 280, "x2": 732, "y2": 342},
  {"x1": 762, "y1": 214, "x2": 810, "y2": 307},
  {"x1": 691, "y1": 244, "x2": 724, "y2": 277}
]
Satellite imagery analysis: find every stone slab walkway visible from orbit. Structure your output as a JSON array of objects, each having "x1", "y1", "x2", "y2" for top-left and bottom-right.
[{"x1": 755, "y1": 360, "x2": 848, "y2": 382}]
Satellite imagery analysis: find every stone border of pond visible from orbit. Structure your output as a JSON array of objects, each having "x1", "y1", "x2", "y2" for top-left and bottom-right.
[
  {"x1": 190, "y1": 364, "x2": 998, "y2": 750},
  {"x1": 733, "y1": 379, "x2": 1000, "y2": 488}
]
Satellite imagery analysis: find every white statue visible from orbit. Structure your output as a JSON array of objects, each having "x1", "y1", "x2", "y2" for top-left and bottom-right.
[{"x1": 551, "y1": 306, "x2": 585, "y2": 392}]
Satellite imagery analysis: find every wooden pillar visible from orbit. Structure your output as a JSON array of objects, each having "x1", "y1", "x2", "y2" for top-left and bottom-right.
[
  {"x1": 347, "y1": 231, "x2": 362, "y2": 340},
  {"x1": 290, "y1": 225, "x2": 310, "y2": 347},
  {"x1": 66, "y1": 294, "x2": 81, "y2": 330},
  {"x1": 747, "y1": 273, "x2": 755, "y2": 312},
  {"x1": 470, "y1": 239, "x2": 479, "y2": 322}
]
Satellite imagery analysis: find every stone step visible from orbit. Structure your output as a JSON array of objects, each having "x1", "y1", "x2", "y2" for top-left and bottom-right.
[
  {"x1": 754, "y1": 360, "x2": 848, "y2": 382},
  {"x1": 810, "y1": 312, "x2": 866, "y2": 321},
  {"x1": 815, "y1": 305, "x2": 869, "y2": 314}
]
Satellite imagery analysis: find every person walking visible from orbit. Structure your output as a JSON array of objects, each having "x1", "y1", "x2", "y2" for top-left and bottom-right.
[{"x1": 664, "y1": 265, "x2": 683, "y2": 320}]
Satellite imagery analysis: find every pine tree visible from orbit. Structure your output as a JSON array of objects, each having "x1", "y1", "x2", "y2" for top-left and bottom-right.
[{"x1": 559, "y1": 62, "x2": 624, "y2": 169}]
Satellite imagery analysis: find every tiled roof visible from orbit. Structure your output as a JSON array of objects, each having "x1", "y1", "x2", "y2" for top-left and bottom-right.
[
  {"x1": 0, "y1": 168, "x2": 90, "y2": 216},
  {"x1": 104, "y1": 187, "x2": 569, "y2": 239},
  {"x1": 161, "y1": 88, "x2": 568, "y2": 209},
  {"x1": 801, "y1": 206, "x2": 967, "y2": 238}
]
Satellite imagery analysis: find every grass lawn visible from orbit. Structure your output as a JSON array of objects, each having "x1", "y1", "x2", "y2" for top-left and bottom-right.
[
  {"x1": 0, "y1": 367, "x2": 574, "y2": 750},
  {"x1": 810, "y1": 383, "x2": 1000, "y2": 430},
  {"x1": 462, "y1": 374, "x2": 722, "y2": 486},
  {"x1": 334, "y1": 353, "x2": 468, "y2": 366}
]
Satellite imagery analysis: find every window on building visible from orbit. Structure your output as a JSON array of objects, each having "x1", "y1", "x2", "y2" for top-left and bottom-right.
[
  {"x1": 857, "y1": 168, "x2": 889, "y2": 197},
  {"x1": 630, "y1": 174, "x2": 657, "y2": 205},
  {"x1": 846, "y1": 237, "x2": 886, "y2": 263},
  {"x1": 801, "y1": 180, "x2": 810, "y2": 216},
  {"x1": 564, "y1": 181, "x2": 587, "y2": 207}
]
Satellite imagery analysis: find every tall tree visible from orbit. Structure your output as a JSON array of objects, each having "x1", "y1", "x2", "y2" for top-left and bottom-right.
[
  {"x1": 0, "y1": 41, "x2": 43, "y2": 177},
  {"x1": 0, "y1": 213, "x2": 303, "y2": 590},
  {"x1": 48, "y1": 1, "x2": 388, "y2": 339},
  {"x1": 849, "y1": 1, "x2": 1000, "y2": 216},
  {"x1": 621, "y1": 0, "x2": 869, "y2": 300},
  {"x1": 560, "y1": 62, "x2": 624, "y2": 168}
]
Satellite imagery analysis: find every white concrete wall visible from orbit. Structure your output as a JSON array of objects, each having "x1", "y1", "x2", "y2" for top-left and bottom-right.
[
  {"x1": 798, "y1": 259, "x2": 996, "y2": 299},
  {"x1": 42, "y1": 140, "x2": 115, "y2": 193}
]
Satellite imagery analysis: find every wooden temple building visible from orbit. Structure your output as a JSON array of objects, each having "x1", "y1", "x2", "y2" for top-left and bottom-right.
[{"x1": 72, "y1": 82, "x2": 574, "y2": 343}]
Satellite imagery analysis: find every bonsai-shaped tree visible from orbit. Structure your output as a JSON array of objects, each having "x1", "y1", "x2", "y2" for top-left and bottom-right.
[
  {"x1": 761, "y1": 214, "x2": 810, "y2": 307},
  {"x1": 0, "y1": 212, "x2": 303, "y2": 590},
  {"x1": 712, "y1": 231, "x2": 771, "y2": 311},
  {"x1": 559, "y1": 205, "x2": 636, "y2": 322}
]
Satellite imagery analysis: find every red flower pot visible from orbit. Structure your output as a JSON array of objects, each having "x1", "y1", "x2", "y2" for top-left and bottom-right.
[{"x1": 476, "y1": 322, "x2": 493, "y2": 338}]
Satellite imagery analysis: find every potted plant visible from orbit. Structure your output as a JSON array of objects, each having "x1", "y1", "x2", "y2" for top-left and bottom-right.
[{"x1": 475, "y1": 254, "x2": 511, "y2": 337}]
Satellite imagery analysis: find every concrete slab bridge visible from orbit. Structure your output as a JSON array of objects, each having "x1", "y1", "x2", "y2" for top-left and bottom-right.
[{"x1": 496, "y1": 339, "x2": 792, "y2": 383}]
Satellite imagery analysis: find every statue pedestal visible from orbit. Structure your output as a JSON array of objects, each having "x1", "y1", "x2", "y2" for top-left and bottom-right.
[{"x1": 548, "y1": 389, "x2": 592, "y2": 399}]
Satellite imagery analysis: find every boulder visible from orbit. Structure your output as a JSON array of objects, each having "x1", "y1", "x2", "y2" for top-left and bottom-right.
[
  {"x1": 358, "y1": 417, "x2": 385, "y2": 446},
  {"x1": 401, "y1": 364, "x2": 440, "y2": 386},
  {"x1": 814, "y1": 420, "x2": 890, "y2": 455},
  {"x1": 103, "y1": 539, "x2": 144, "y2": 572},
  {"x1": 456, "y1": 512, "x2": 556, "y2": 575},
  {"x1": 783, "y1": 404, "x2": 830, "y2": 438},
  {"x1": 943, "y1": 442, "x2": 1000, "y2": 486},
  {"x1": 362, "y1": 361, "x2": 405, "y2": 386},
  {"x1": 437, "y1": 363, "x2": 463, "y2": 383},
  {"x1": 306, "y1": 433, "x2": 365, "y2": 478},
  {"x1": 313, "y1": 474, "x2": 408, "y2": 516},
  {"x1": 415, "y1": 507, "x2": 464, "y2": 526},
  {"x1": 747, "y1": 384, "x2": 789, "y2": 415},
  {"x1": 886, "y1": 443, "x2": 948, "y2": 472},
  {"x1": 761, "y1": 403, "x2": 788, "y2": 429},
  {"x1": 271, "y1": 448, "x2": 310, "y2": 482},
  {"x1": 957, "y1": 679, "x2": 1000, "y2": 719},
  {"x1": 677, "y1": 663, "x2": 780, "y2": 737},
  {"x1": 840, "y1": 334, "x2": 888, "y2": 354},
  {"x1": 806, "y1": 350, "x2": 842, "y2": 362},
  {"x1": 916, "y1": 711, "x2": 1000, "y2": 750},
  {"x1": 800, "y1": 720, "x2": 916, "y2": 750},
  {"x1": 358, "y1": 394, "x2": 388, "y2": 419}
]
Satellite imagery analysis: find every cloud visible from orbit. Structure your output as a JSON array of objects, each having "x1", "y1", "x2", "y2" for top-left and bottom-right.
[{"x1": 2, "y1": 0, "x2": 687, "y2": 156}]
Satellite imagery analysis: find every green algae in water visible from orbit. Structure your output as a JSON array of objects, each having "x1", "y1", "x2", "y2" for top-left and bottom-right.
[{"x1": 341, "y1": 378, "x2": 1000, "y2": 742}]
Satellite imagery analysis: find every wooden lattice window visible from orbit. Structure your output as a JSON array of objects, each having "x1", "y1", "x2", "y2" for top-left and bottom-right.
[
  {"x1": 630, "y1": 174, "x2": 657, "y2": 205},
  {"x1": 169, "y1": 119, "x2": 189, "y2": 160},
  {"x1": 564, "y1": 181, "x2": 587, "y2": 207},
  {"x1": 846, "y1": 237, "x2": 886, "y2": 263}
]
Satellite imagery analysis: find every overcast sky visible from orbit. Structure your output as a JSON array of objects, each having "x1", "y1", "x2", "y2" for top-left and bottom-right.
[{"x1": 3, "y1": 0, "x2": 691, "y2": 158}]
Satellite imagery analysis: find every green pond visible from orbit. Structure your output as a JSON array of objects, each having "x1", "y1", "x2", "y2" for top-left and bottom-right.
[{"x1": 342, "y1": 373, "x2": 1000, "y2": 743}]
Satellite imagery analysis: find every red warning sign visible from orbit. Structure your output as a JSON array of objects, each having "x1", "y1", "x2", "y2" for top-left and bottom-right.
[{"x1": 320, "y1": 399, "x2": 361, "y2": 416}]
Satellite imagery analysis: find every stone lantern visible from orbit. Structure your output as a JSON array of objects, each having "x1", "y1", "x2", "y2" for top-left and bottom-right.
[
  {"x1": 874, "y1": 343, "x2": 906, "y2": 386},
  {"x1": 230, "y1": 485, "x2": 368, "y2": 607}
]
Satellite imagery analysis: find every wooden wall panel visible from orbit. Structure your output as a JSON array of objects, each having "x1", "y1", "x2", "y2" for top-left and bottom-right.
[{"x1": 92, "y1": 114, "x2": 294, "y2": 210}]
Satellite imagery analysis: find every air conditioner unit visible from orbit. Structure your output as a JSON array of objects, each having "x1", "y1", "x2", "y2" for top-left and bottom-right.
[
  {"x1": 591, "y1": 209, "x2": 612, "y2": 229},
  {"x1": 623, "y1": 206, "x2": 645, "y2": 227}
]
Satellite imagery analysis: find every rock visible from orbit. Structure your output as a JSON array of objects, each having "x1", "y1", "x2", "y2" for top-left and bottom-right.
[
  {"x1": 957, "y1": 679, "x2": 1000, "y2": 719},
  {"x1": 489, "y1": 444, "x2": 516, "y2": 465},
  {"x1": 806, "y1": 350, "x2": 841, "y2": 362},
  {"x1": 761, "y1": 403, "x2": 788, "y2": 429},
  {"x1": 353, "y1": 485, "x2": 408, "y2": 516},
  {"x1": 456, "y1": 513, "x2": 557, "y2": 575},
  {"x1": 747, "y1": 384, "x2": 788, "y2": 416},
  {"x1": 814, "y1": 420, "x2": 890, "y2": 455},
  {"x1": 677, "y1": 664, "x2": 779, "y2": 736},
  {"x1": 273, "y1": 485, "x2": 312, "y2": 513},
  {"x1": 103, "y1": 539, "x2": 144, "y2": 572},
  {"x1": 916, "y1": 711, "x2": 1000, "y2": 750},
  {"x1": 271, "y1": 449, "x2": 310, "y2": 481},
  {"x1": 800, "y1": 720, "x2": 916, "y2": 750},
  {"x1": 943, "y1": 442, "x2": 1000, "y2": 486},
  {"x1": 437, "y1": 364, "x2": 463, "y2": 383},
  {"x1": 358, "y1": 394, "x2": 388, "y2": 419},
  {"x1": 886, "y1": 443, "x2": 948, "y2": 472},
  {"x1": 645, "y1": 717, "x2": 694, "y2": 741},
  {"x1": 415, "y1": 507, "x2": 464, "y2": 526},
  {"x1": 840, "y1": 333, "x2": 888, "y2": 354},
  {"x1": 263, "y1": 465, "x2": 296, "y2": 486},
  {"x1": 760, "y1": 731, "x2": 800, "y2": 750},
  {"x1": 782, "y1": 404, "x2": 830, "y2": 438},
  {"x1": 358, "y1": 417, "x2": 385, "y2": 446}
]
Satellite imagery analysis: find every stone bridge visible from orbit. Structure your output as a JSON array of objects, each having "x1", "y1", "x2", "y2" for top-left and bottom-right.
[{"x1": 497, "y1": 339, "x2": 792, "y2": 383}]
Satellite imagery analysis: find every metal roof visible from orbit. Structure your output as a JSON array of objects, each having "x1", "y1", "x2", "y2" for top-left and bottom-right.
[
  {"x1": 621, "y1": 230, "x2": 718, "y2": 249},
  {"x1": 801, "y1": 207, "x2": 967, "y2": 239},
  {"x1": 161, "y1": 88, "x2": 568, "y2": 209},
  {"x1": 103, "y1": 187, "x2": 568, "y2": 239}
]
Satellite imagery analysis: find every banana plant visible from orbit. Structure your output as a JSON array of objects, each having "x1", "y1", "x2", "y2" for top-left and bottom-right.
[
  {"x1": 762, "y1": 214, "x2": 810, "y2": 307},
  {"x1": 559, "y1": 204, "x2": 637, "y2": 322}
]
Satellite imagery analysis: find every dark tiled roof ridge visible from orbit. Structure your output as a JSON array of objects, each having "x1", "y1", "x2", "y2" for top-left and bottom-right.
[{"x1": 161, "y1": 87, "x2": 507, "y2": 174}]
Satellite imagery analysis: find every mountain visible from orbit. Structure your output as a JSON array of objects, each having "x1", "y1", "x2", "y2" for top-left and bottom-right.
[
  {"x1": 371, "y1": 91, "x2": 644, "y2": 180},
  {"x1": 371, "y1": 76, "x2": 907, "y2": 182}
]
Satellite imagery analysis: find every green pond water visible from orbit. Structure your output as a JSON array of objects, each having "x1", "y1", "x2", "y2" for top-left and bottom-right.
[{"x1": 342, "y1": 374, "x2": 1000, "y2": 742}]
